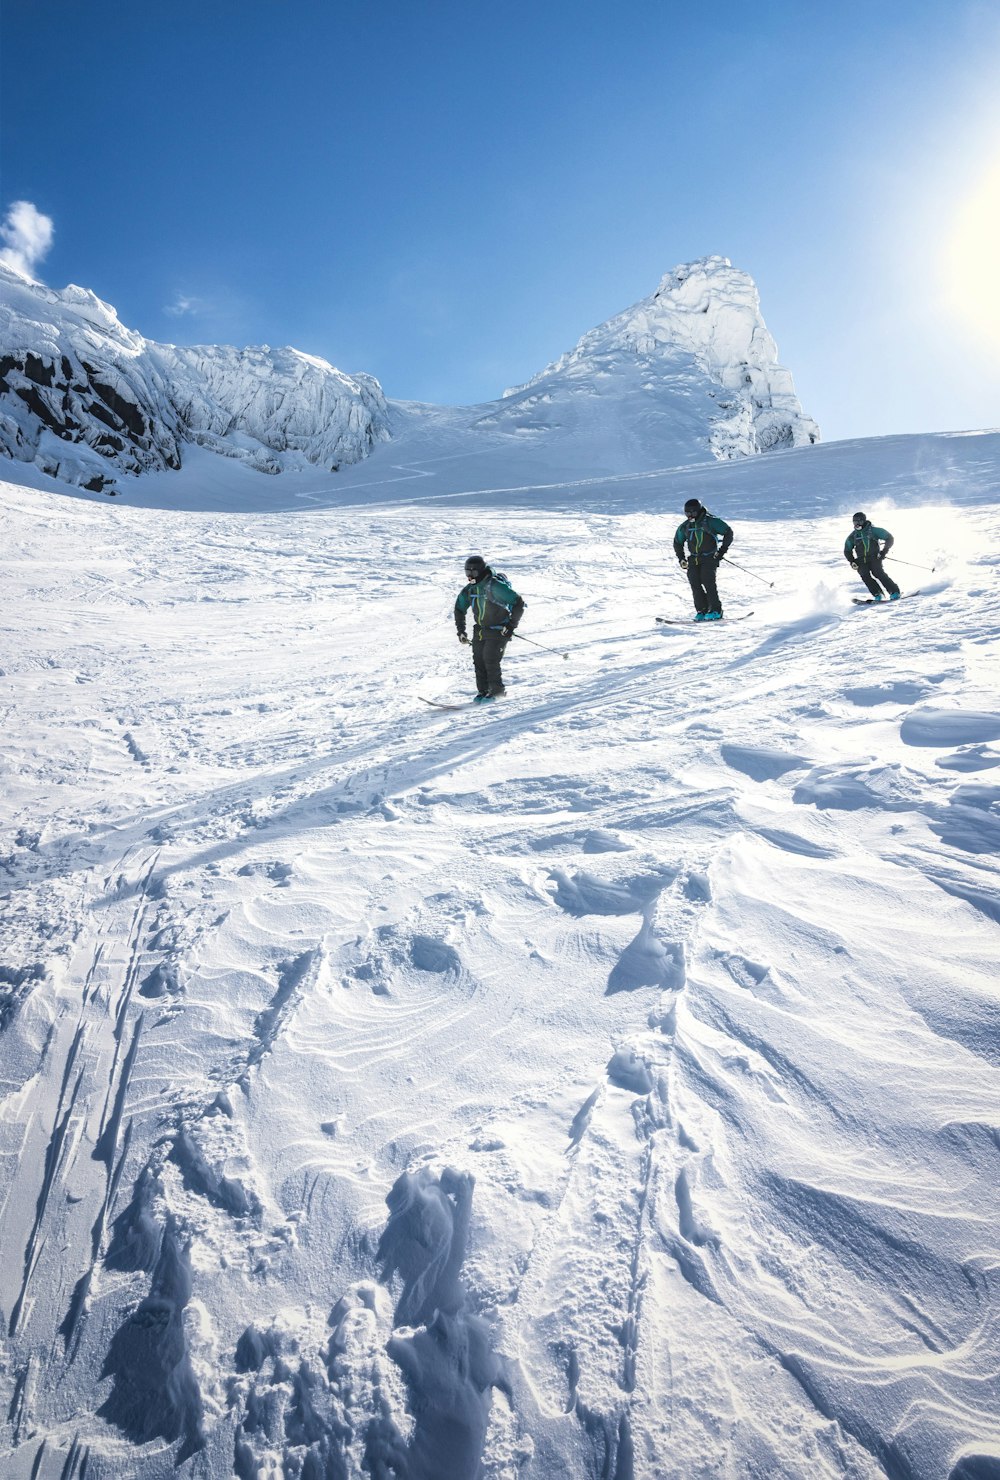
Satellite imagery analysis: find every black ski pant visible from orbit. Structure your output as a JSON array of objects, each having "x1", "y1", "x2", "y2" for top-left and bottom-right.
[
  {"x1": 472, "y1": 629, "x2": 509, "y2": 696},
  {"x1": 686, "y1": 555, "x2": 722, "y2": 615},
  {"x1": 854, "y1": 555, "x2": 900, "y2": 599}
]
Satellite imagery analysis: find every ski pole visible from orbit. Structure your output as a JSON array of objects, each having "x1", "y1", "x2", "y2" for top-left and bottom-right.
[
  {"x1": 885, "y1": 556, "x2": 936, "y2": 572},
  {"x1": 718, "y1": 556, "x2": 775, "y2": 588},
  {"x1": 512, "y1": 631, "x2": 570, "y2": 660}
]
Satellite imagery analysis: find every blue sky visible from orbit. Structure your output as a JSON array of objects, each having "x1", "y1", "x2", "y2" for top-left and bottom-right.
[{"x1": 3, "y1": 0, "x2": 999, "y2": 441}]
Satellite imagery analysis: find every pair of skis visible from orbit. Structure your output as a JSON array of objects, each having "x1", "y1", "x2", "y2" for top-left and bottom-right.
[
  {"x1": 418, "y1": 695, "x2": 497, "y2": 711},
  {"x1": 851, "y1": 590, "x2": 920, "y2": 606},
  {"x1": 658, "y1": 591, "x2": 919, "y2": 624},
  {"x1": 659, "y1": 589, "x2": 920, "y2": 623},
  {"x1": 655, "y1": 611, "x2": 753, "y2": 626}
]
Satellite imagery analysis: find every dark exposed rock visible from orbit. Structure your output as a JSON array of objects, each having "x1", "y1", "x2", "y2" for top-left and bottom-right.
[
  {"x1": 24, "y1": 353, "x2": 54, "y2": 387},
  {"x1": 13, "y1": 383, "x2": 62, "y2": 432},
  {"x1": 91, "y1": 378, "x2": 148, "y2": 439},
  {"x1": 87, "y1": 398, "x2": 122, "y2": 432}
]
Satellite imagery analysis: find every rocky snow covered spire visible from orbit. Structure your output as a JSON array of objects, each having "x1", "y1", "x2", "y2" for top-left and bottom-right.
[{"x1": 506, "y1": 255, "x2": 819, "y2": 459}]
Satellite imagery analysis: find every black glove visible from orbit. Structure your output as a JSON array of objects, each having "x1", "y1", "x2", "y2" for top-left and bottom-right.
[
  {"x1": 678, "y1": 558, "x2": 688, "y2": 570},
  {"x1": 458, "y1": 630, "x2": 469, "y2": 644},
  {"x1": 715, "y1": 552, "x2": 725, "y2": 567},
  {"x1": 501, "y1": 625, "x2": 513, "y2": 640},
  {"x1": 849, "y1": 558, "x2": 859, "y2": 569}
]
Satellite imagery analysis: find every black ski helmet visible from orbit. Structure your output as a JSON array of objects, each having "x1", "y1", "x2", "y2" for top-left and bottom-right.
[
  {"x1": 464, "y1": 554, "x2": 487, "y2": 581},
  {"x1": 684, "y1": 498, "x2": 703, "y2": 518},
  {"x1": 852, "y1": 511, "x2": 867, "y2": 528}
]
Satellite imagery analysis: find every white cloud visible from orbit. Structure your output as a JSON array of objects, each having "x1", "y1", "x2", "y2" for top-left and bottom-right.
[
  {"x1": 0, "y1": 200, "x2": 54, "y2": 279},
  {"x1": 165, "y1": 293, "x2": 208, "y2": 317}
]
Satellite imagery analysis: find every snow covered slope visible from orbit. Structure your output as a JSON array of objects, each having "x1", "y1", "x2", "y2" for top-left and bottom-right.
[
  {"x1": 1, "y1": 427, "x2": 998, "y2": 1479},
  {"x1": 1, "y1": 256, "x2": 814, "y2": 499},
  {"x1": 0, "y1": 262, "x2": 390, "y2": 492}
]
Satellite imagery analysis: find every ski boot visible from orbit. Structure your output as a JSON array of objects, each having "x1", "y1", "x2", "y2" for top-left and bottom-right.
[{"x1": 889, "y1": 591, "x2": 901, "y2": 601}]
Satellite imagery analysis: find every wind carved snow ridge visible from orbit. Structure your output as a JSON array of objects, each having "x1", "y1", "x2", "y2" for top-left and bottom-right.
[
  {"x1": 6, "y1": 848, "x2": 160, "y2": 1362},
  {"x1": 60, "y1": 1018, "x2": 143, "y2": 1357},
  {"x1": 241, "y1": 945, "x2": 325, "y2": 1083},
  {"x1": 229, "y1": 1165, "x2": 504, "y2": 1480},
  {"x1": 53, "y1": 942, "x2": 327, "y2": 1445},
  {"x1": 8, "y1": 1039, "x2": 87, "y2": 1338},
  {"x1": 0, "y1": 262, "x2": 390, "y2": 492},
  {"x1": 97, "y1": 1214, "x2": 205, "y2": 1460},
  {"x1": 150, "y1": 952, "x2": 325, "y2": 1225},
  {"x1": 522, "y1": 869, "x2": 689, "y2": 1479}
]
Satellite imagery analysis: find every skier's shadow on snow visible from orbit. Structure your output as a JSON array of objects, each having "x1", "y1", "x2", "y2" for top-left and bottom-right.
[{"x1": 31, "y1": 650, "x2": 682, "y2": 903}]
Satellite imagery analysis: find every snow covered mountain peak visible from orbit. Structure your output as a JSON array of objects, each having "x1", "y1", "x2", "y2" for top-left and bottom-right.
[
  {"x1": 506, "y1": 254, "x2": 819, "y2": 459},
  {"x1": 0, "y1": 263, "x2": 390, "y2": 492},
  {"x1": 1, "y1": 253, "x2": 818, "y2": 498}
]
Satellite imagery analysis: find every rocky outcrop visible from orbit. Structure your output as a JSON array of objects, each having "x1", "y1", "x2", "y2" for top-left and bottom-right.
[
  {"x1": 505, "y1": 255, "x2": 819, "y2": 460},
  {"x1": 0, "y1": 264, "x2": 390, "y2": 492}
]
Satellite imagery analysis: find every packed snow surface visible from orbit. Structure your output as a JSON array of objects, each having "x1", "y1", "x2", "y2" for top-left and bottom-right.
[{"x1": 1, "y1": 425, "x2": 999, "y2": 1480}]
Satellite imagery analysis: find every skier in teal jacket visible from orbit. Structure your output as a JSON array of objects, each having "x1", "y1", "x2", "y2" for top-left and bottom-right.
[
  {"x1": 673, "y1": 499, "x2": 734, "y2": 620},
  {"x1": 844, "y1": 512, "x2": 900, "y2": 601},
  {"x1": 455, "y1": 555, "x2": 525, "y2": 702}
]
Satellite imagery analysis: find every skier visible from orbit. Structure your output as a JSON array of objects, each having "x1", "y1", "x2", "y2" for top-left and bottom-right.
[
  {"x1": 844, "y1": 512, "x2": 900, "y2": 601},
  {"x1": 455, "y1": 555, "x2": 525, "y2": 702},
  {"x1": 673, "y1": 498, "x2": 734, "y2": 620}
]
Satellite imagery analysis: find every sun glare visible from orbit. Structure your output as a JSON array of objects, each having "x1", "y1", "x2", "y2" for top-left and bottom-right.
[{"x1": 942, "y1": 153, "x2": 1000, "y2": 353}]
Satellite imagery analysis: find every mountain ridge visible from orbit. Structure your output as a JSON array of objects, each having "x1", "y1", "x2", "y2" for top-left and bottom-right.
[
  {"x1": 0, "y1": 262, "x2": 391, "y2": 493},
  {"x1": 1, "y1": 255, "x2": 818, "y2": 497}
]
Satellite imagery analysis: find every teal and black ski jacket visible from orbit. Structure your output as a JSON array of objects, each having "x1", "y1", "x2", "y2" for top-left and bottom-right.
[
  {"x1": 455, "y1": 569, "x2": 525, "y2": 640},
  {"x1": 844, "y1": 523, "x2": 893, "y2": 563},
  {"x1": 673, "y1": 512, "x2": 734, "y2": 562}
]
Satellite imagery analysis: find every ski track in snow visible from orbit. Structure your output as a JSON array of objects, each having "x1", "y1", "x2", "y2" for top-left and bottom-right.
[{"x1": 1, "y1": 440, "x2": 999, "y2": 1480}]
